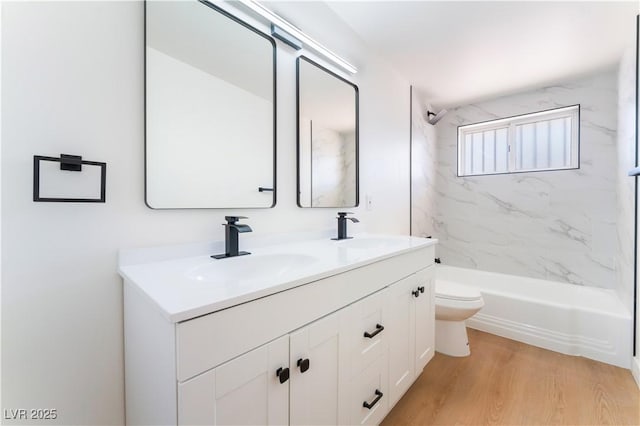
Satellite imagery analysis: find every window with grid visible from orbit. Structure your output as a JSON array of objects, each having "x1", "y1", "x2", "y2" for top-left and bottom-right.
[{"x1": 457, "y1": 105, "x2": 580, "y2": 177}]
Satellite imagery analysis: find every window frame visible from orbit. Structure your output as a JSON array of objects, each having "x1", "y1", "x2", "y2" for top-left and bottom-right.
[{"x1": 457, "y1": 104, "x2": 580, "y2": 177}]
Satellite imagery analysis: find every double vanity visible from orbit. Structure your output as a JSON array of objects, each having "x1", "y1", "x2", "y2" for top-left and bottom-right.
[
  {"x1": 137, "y1": 1, "x2": 435, "y2": 422},
  {"x1": 120, "y1": 233, "x2": 437, "y2": 425}
]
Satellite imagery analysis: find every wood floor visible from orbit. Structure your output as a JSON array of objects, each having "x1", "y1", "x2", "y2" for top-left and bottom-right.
[{"x1": 382, "y1": 329, "x2": 640, "y2": 425}]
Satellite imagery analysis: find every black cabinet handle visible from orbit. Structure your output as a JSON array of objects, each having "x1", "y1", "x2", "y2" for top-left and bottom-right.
[
  {"x1": 363, "y1": 389, "x2": 383, "y2": 410},
  {"x1": 419, "y1": 286, "x2": 425, "y2": 294},
  {"x1": 364, "y1": 324, "x2": 384, "y2": 339},
  {"x1": 297, "y1": 358, "x2": 310, "y2": 373},
  {"x1": 276, "y1": 367, "x2": 290, "y2": 384},
  {"x1": 412, "y1": 289, "x2": 420, "y2": 298}
]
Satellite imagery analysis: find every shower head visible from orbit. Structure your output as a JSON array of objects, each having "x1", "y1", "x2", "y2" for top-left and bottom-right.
[{"x1": 427, "y1": 109, "x2": 448, "y2": 125}]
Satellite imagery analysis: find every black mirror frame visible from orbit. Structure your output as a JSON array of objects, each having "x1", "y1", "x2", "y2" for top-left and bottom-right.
[
  {"x1": 144, "y1": 0, "x2": 277, "y2": 209},
  {"x1": 295, "y1": 55, "x2": 359, "y2": 209}
]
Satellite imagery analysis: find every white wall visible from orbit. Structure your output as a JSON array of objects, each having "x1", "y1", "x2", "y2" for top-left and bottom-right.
[
  {"x1": 146, "y1": 46, "x2": 273, "y2": 208},
  {"x1": 432, "y1": 71, "x2": 619, "y2": 290},
  {"x1": 1, "y1": 2, "x2": 410, "y2": 424}
]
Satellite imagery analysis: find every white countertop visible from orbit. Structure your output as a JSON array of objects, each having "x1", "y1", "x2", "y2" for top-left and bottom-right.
[{"x1": 119, "y1": 233, "x2": 437, "y2": 323}]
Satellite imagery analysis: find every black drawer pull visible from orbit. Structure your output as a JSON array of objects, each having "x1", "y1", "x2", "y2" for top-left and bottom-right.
[
  {"x1": 363, "y1": 389, "x2": 383, "y2": 410},
  {"x1": 412, "y1": 289, "x2": 420, "y2": 298},
  {"x1": 364, "y1": 324, "x2": 384, "y2": 339},
  {"x1": 419, "y1": 286, "x2": 425, "y2": 294},
  {"x1": 297, "y1": 358, "x2": 310, "y2": 373},
  {"x1": 276, "y1": 367, "x2": 290, "y2": 384}
]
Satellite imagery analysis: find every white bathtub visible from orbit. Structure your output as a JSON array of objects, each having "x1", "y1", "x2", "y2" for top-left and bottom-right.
[{"x1": 436, "y1": 265, "x2": 633, "y2": 369}]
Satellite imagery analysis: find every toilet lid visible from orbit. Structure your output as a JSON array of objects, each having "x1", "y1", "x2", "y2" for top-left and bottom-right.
[{"x1": 435, "y1": 280, "x2": 483, "y2": 301}]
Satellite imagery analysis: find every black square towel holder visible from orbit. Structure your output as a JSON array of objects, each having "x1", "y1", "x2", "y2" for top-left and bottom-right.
[{"x1": 33, "y1": 154, "x2": 107, "y2": 203}]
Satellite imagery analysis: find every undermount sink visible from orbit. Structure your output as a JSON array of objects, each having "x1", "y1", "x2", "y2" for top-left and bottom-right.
[
  {"x1": 119, "y1": 232, "x2": 438, "y2": 322},
  {"x1": 185, "y1": 253, "x2": 319, "y2": 284}
]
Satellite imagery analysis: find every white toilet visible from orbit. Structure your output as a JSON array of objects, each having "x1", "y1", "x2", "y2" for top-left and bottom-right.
[{"x1": 435, "y1": 280, "x2": 484, "y2": 357}]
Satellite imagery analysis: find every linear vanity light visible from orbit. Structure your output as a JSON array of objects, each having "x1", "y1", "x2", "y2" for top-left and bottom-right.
[{"x1": 236, "y1": 0, "x2": 358, "y2": 74}]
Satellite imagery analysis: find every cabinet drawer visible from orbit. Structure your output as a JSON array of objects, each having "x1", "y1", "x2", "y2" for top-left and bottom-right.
[
  {"x1": 343, "y1": 289, "x2": 387, "y2": 378},
  {"x1": 347, "y1": 354, "x2": 389, "y2": 426},
  {"x1": 176, "y1": 246, "x2": 434, "y2": 381}
]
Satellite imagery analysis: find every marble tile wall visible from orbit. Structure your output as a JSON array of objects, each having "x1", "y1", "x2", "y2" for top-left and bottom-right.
[
  {"x1": 341, "y1": 131, "x2": 357, "y2": 207},
  {"x1": 432, "y1": 71, "x2": 619, "y2": 289},
  {"x1": 311, "y1": 126, "x2": 344, "y2": 206},
  {"x1": 616, "y1": 46, "x2": 636, "y2": 312},
  {"x1": 309, "y1": 127, "x2": 357, "y2": 207},
  {"x1": 411, "y1": 90, "x2": 438, "y2": 238}
]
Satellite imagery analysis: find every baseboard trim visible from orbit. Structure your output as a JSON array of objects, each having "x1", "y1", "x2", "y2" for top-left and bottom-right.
[
  {"x1": 632, "y1": 357, "x2": 640, "y2": 389},
  {"x1": 467, "y1": 312, "x2": 629, "y2": 369}
]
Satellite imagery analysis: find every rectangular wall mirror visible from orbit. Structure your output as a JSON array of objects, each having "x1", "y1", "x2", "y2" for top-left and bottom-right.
[
  {"x1": 297, "y1": 56, "x2": 359, "y2": 208},
  {"x1": 145, "y1": 0, "x2": 276, "y2": 209}
]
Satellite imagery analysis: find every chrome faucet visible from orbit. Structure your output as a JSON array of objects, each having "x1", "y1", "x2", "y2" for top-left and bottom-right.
[
  {"x1": 212, "y1": 216, "x2": 252, "y2": 259},
  {"x1": 333, "y1": 212, "x2": 359, "y2": 240}
]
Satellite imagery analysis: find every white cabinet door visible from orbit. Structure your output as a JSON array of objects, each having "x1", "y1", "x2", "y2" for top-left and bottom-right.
[
  {"x1": 178, "y1": 335, "x2": 289, "y2": 425},
  {"x1": 289, "y1": 310, "x2": 342, "y2": 425},
  {"x1": 178, "y1": 368, "x2": 215, "y2": 426},
  {"x1": 384, "y1": 274, "x2": 416, "y2": 407},
  {"x1": 414, "y1": 268, "x2": 435, "y2": 374},
  {"x1": 385, "y1": 267, "x2": 435, "y2": 408}
]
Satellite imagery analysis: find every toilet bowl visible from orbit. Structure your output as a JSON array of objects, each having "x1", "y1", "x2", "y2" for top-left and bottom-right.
[{"x1": 435, "y1": 280, "x2": 484, "y2": 357}]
